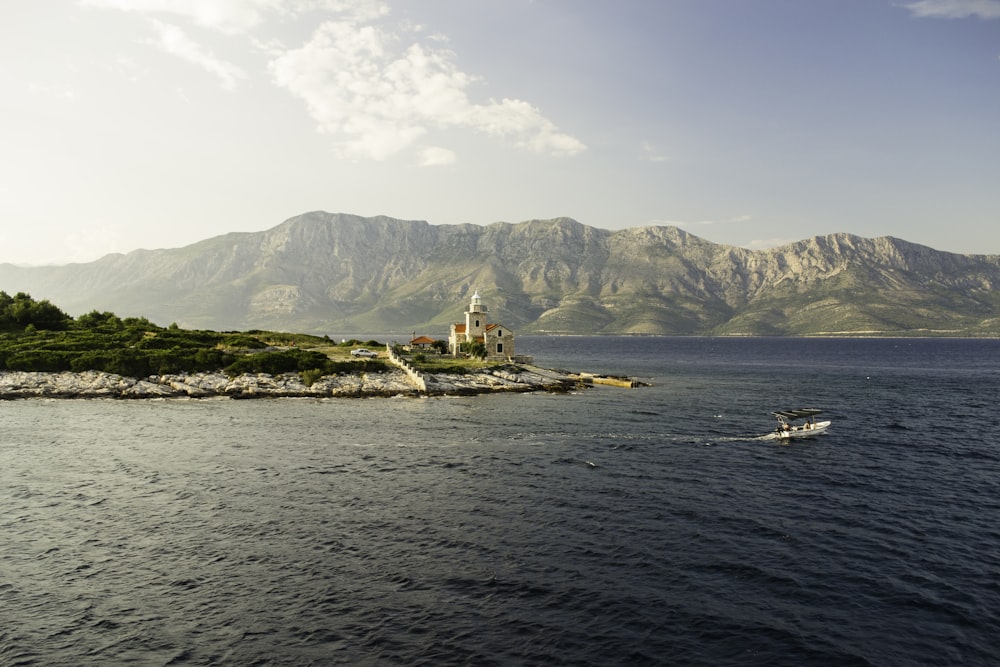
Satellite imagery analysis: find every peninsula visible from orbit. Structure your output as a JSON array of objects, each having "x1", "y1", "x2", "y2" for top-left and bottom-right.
[{"x1": 0, "y1": 292, "x2": 596, "y2": 399}]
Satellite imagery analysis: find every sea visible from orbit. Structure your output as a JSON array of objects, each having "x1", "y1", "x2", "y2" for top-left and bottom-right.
[{"x1": 2, "y1": 336, "x2": 999, "y2": 666}]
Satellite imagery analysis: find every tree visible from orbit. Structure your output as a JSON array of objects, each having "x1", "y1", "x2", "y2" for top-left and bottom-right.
[
  {"x1": 104, "y1": 348, "x2": 152, "y2": 378},
  {"x1": 0, "y1": 291, "x2": 13, "y2": 329},
  {"x1": 77, "y1": 310, "x2": 124, "y2": 331},
  {"x1": 462, "y1": 341, "x2": 487, "y2": 360},
  {"x1": 4, "y1": 293, "x2": 70, "y2": 331}
]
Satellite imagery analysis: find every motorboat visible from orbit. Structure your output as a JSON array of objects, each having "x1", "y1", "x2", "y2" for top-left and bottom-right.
[{"x1": 772, "y1": 408, "x2": 830, "y2": 439}]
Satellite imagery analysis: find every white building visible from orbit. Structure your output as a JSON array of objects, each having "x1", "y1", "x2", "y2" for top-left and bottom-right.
[{"x1": 448, "y1": 291, "x2": 515, "y2": 360}]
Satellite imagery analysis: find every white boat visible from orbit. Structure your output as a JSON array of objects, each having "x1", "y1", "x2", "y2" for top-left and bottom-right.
[{"x1": 772, "y1": 408, "x2": 830, "y2": 439}]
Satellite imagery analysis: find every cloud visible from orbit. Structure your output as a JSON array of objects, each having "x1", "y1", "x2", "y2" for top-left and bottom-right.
[
  {"x1": 903, "y1": 0, "x2": 1000, "y2": 19},
  {"x1": 640, "y1": 141, "x2": 669, "y2": 162},
  {"x1": 146, "y1": 20, "x2": 247, "y2": 91},
  {"x1": 111, "y1": 56, "x2": 148, "y2": 83},
  {"x1": 269, "y1": 16, "x2": 586, "y2": 161},
  {"x1": 83, "y1": 0, "x2": 585, "y2": 160},
  {"x1": 82, "y1": 0, "x2": 390, "y2": 33},
  {"x1": 309, "y1": 0, "x2": 389, "y2": 23},
  {"x1": 418, "y1": 146, "x2": 457, "y2": 166},
  {"x1": 28, "y1": 83, "x2": 79, "y2": 102},
  {"x1": 81, "y1": 0, "x2": 271, "y2": 33},
  {"x1": 463, "y1": 97, "x2": 586, "y2": 156}
]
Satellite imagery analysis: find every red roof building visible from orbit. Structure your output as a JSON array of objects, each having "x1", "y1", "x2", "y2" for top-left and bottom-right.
[{"x1": 409, "y1": 335, "x2": 436, "y2": 349}]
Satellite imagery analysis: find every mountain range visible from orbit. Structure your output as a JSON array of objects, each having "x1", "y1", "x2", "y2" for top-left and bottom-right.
[{"x1": 2, "y1": 212, "x2": 999, "y2": 337}]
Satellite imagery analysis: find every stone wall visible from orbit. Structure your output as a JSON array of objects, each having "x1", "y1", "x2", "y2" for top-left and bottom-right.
[{"x1": 384, "y1": 344, "x2": 428, "y2": 392}]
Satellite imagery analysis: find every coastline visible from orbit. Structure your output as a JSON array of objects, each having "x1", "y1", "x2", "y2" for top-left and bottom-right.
[{"x1": 0, "y1": 365, "x2": 582, "y2": 400}]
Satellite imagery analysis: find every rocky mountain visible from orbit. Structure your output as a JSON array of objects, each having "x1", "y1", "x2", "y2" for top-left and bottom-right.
[{"x1": 2, "y1": 212, "x2": 999, "y2": 336}]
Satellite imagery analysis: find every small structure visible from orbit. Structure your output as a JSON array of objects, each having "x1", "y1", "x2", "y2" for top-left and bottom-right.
[
  {"x1": 406, "y1": 336, "x2": 437, "y2": 352},
  {"x1": 448, "y1": 291, "x2": 515, "y2": 360},
  {"x1": 408, "y1": 335, "x2": 436, "y2": 351}
]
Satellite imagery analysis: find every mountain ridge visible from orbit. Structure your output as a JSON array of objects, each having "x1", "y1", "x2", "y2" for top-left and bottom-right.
[{"x1": 2, "y1": 212, "x2": 998, "y2": 336}]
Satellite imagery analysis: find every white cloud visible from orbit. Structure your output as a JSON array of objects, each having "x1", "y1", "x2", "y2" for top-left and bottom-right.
[
  {"x1": 81, "y1": 0, "x2": 390, "y2": 33},
  {"x1": 903, "y1": 0, "x2": 1000, "y2": 19},
  {"x1": 307, "y1": 0, "x2": 389, "y2": 23},
  {"x1": 146, "y1": 20, "x2": 247, "y2": 91},
  {"x1": 81, "y1": 0, "x2": 269, "y2": 33},
  {"x1": 269, "y1": 16, "x2": 585, "y2": 161},
  {"x1": 28, "y1": 83, "x2": 79, "y2": 102},
  {"x1": 82, "y1": 0, "x2": 584, "y2": 160},
  {"x1": 111, "y1": 56, "x2": 147, "y2": 83},
  {"x1": 418, "y1": 146, "x2": 457, "y2": 166},
  {"x1": 174, "y1": 87, "x2": 194, "y2": 105},
  {"x1": 463, "y1": 97, "x2": 586, "y2": 157},
  {"x1": 641, "y1": 141, "x2": 669, "y2": 162}
]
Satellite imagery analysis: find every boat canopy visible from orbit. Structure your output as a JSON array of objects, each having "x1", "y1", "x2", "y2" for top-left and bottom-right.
[{"x1": 773, "y1": 408, "x2": 824, "y2": 420}]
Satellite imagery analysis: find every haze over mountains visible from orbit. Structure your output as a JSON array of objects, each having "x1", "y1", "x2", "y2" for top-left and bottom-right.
[{"x1": 2, "y1": 212, "x2": 998, "y2": 337}]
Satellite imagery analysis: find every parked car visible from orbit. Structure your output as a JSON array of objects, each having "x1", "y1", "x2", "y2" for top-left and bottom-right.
[{"x1": 351, "y1": 348, "x2": 378, "y2": 358}]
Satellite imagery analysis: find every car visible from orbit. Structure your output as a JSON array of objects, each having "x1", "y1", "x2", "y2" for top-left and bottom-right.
[{"x1": 350, "y1": 348, "x2": 378, "y2": 358}]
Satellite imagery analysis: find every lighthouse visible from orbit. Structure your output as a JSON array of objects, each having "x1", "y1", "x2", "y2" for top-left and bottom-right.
[
  {"x1": 448, "y1": 290, "x2": 516, "y2": 360},
  {"x1": 465, "y1": 290, "x2": 487, "y2": 339}
]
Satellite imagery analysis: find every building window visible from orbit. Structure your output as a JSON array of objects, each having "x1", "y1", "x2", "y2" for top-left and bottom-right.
[
  {"x1": 497, "y1": 343, "x2": 503, "y2": 354},
  {"x1": 475, "y1": 319, "x2": 480, "y2": 328},
  {"x1": 498, "y1": 329, "x2": 503, "y2": 336}
]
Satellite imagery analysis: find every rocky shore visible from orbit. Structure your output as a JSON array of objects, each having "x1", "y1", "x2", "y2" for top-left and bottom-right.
[{"x1": 0, "y1": 366, "x2": 579, "y2": 400}]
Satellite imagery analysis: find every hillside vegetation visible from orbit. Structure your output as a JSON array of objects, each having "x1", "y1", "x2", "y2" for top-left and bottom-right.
[{"x1": 0, "y1": 291, "x2": 387, "y2": 380}]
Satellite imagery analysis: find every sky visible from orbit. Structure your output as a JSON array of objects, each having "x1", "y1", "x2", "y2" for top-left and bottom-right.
[{"x1": 1, "y1": 0, "x2": 998, "y2": 265}]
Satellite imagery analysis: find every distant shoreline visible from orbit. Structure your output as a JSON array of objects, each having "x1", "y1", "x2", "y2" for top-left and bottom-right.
[{"x1": 522, "y1": 331, "x2": 994, "y2": 338}]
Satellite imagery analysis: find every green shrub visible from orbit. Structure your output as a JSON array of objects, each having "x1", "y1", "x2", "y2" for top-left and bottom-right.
[
  {"x1": 220, "y1": 334, "x2": 267, "y2": 349},
  {"x1": 7, "y1": 349, "x2": 74, "y2": 372},
  {"x1": 103, "y1": 349, "x2": 152, "y2": 378},
  {"x1": 299, "y1": 368, "x2": 326, "y2": 387},
  {"x1": 70, "y1": 351, "x2": 112, "y2": 373},
  {"x1": 224, "y1": 349, "x2": 335, "y2": 377},
  {"x1": 76, "y1": 311, "x2": 124, "y2": 331},
  {"x1": 193, "y1": 348, "x2": 233, "y2": 371}
]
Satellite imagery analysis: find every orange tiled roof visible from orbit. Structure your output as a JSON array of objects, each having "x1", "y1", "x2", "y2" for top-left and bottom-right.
[{"x1": 410, "y1": 335, "x2": 435, "y2": 345}]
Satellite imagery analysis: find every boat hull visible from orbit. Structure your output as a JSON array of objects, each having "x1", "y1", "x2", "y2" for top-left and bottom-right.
[{"x1": 775, "y1": 420, "x2": 831, "y2": 439}]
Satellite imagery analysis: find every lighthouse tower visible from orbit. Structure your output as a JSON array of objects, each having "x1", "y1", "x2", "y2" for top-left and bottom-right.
[{"x1": 465, "y1": 290, "x2": 487, "y2": 339}]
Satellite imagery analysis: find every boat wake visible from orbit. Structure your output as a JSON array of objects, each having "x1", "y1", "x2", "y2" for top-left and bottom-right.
[{"x1": 702, "y1": 433, "x2": 778, "y2": 445}]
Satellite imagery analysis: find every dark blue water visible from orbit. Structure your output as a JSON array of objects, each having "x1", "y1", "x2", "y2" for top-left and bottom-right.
[{"x1": 2, "y1": 337, "x2": 999, "y2": 665}]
